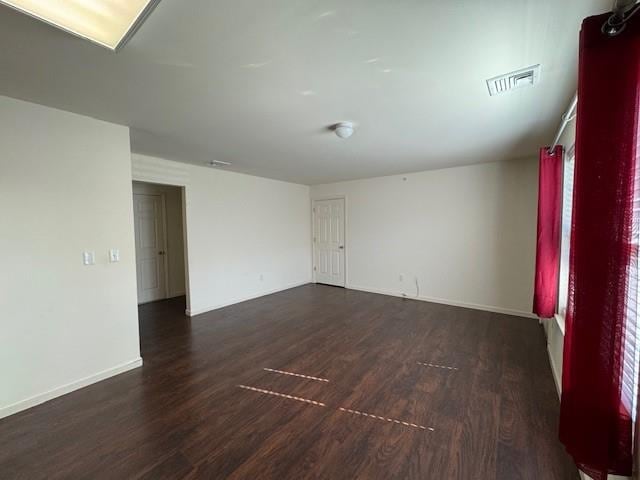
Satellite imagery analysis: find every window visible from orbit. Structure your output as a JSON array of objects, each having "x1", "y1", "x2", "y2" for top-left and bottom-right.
[
  {"x1": 557, "y1": 144, "x2": 575, "y2": 325},
  {"x1": 558, "y1": 142, "x2": 640, "y2": 422},
  {"x1": 622, "y1": 161, "x2": 640, "y2": 421}
]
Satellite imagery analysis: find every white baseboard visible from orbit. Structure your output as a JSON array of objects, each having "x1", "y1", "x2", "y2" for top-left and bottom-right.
[
  {"x1": 345, "y1": 284, "x2": 538, "y2": 319},
  {"x1": 186, "y1": 281, "x2": 312, "y2": 317},
  {"x1": 0, "y1": 357, "x2": 143, "y2": 420}
]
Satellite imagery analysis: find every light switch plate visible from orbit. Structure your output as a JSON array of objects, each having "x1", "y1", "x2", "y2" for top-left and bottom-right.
[
  {"x1": 109, "y1": 249, "x2": 120, "y2": 263},
  {"x1": 83, "y1": 251, "x2": 96, "y2": 266}
]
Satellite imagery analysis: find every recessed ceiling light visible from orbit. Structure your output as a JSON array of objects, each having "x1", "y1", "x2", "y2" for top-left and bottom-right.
[{"x1": 0, "y1": 0, "x2": 161, "y2": 51}]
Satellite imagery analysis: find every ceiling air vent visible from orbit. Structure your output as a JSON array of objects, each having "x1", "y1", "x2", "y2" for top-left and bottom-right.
[{"x1": 486, "y1": 65, "x2": 541, "y2": 96}]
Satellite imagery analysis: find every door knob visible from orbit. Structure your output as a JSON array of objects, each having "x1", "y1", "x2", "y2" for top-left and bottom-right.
[
  {"x1": 339, "y1": 245, "x2": 344, "y2": 249},
  {"x1": 158, "y1": 251, "x2": 166, "y2": 255}
]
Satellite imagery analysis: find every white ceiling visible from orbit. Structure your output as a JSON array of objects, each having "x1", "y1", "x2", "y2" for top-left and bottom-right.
[{"x1": 0, "y1": 0, "x2": 611, "y2": 185}]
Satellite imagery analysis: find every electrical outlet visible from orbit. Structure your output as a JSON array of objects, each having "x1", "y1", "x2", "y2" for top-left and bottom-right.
[
  {"x1": 259, "y1": 274, "x2": 264, "y2": 281},
  {"x1": 399, "y1": 274, "x2": 404, "y2": 282}
]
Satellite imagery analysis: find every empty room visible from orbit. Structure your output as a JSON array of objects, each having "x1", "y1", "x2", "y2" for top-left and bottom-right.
[{"x1": 1, "y1": 0, "x2": 639, "y2": 479}]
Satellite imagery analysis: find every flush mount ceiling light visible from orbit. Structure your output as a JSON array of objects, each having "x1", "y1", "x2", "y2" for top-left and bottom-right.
[
  {"x1": 333, "y1": 122, "x2": 355, "y2": 139},
  {"x1": 0, "y1": 0, "x2": 162, "y2": 51}
]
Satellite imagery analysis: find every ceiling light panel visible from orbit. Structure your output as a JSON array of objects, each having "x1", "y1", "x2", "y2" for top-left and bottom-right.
[{"x1": 0, "y1": 0, "x2": 160, "y2": 50}]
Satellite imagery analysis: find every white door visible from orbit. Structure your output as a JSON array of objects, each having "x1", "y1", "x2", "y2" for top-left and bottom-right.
[
  {"x1": 313, "y1": 198, "x2": 345, "y2": 287},
  {"x1": 133, "y1": 194, "x2": 167, "y2": 304}
]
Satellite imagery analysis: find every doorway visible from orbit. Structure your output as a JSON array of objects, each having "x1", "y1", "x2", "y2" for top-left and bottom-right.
[
  {"x1": 312, "y1": 197, "x2": 346, "y2": 287},
  {"x1": 132, "y1": 182, "x2": 187, "y2": 304}
]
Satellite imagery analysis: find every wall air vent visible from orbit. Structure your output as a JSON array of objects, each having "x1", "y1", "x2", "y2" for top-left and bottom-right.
[{"x1": 486, "y1": 65, "x2": 541, "y2": 96}]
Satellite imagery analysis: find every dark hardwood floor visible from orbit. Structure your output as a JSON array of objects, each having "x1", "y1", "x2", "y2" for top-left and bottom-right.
[{"x1": 0, "y1": 284, "x2": 577, "y2": 479}]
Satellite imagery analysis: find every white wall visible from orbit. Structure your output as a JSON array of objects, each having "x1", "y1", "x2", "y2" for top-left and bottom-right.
[
  {"x1": 133, "y1": 182, "x2": 186, "y2": 298},
  {"x1": 311, "y1": 158, "x2": 539, "y2": 317},
  {"x1": 0, "y1": 96, "x2": 141, "y2": 418},
  {"x1": 131, "y1": 154, "x2": 312, "y2": 315}
]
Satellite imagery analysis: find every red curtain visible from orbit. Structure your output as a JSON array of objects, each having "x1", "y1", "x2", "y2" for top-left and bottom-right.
[
  {"x1": 533, "y1": 145, "x2": 563, "y2": 318},
  {"x1": 559, "y1": 12, "x2": 640, "y2": 479}
]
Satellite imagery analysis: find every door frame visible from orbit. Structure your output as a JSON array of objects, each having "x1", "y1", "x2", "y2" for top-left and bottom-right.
[
  {"x1": 158, "y1": 193, "x2": 170, "y2": 301},
  {"x1": 133, "y1": 191, "x2": 170, "y2": 304},
  {"x1": 132, "y1": 156, "x2": 191, "y2": 315},
  {"x1": 311, "y1": 195, "x2": 348, "y2": 287}
]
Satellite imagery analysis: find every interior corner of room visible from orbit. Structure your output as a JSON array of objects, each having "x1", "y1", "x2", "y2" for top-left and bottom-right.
[{"x1": 1, "y1": 0, "x2": 639, "y2": 479}]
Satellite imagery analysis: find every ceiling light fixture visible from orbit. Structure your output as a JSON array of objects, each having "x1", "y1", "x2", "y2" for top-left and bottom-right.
[
  {"x1": 334, "y1": 122, "x2": 355, "y2": 139},
  {"x1": 0, "y1": 0, "x2": 162, "y2": 51}
]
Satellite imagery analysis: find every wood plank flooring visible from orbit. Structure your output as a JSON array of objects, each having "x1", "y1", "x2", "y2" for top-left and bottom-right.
[{"x1": 0, "y1": 284, "x2": 578, "y2": 479}]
